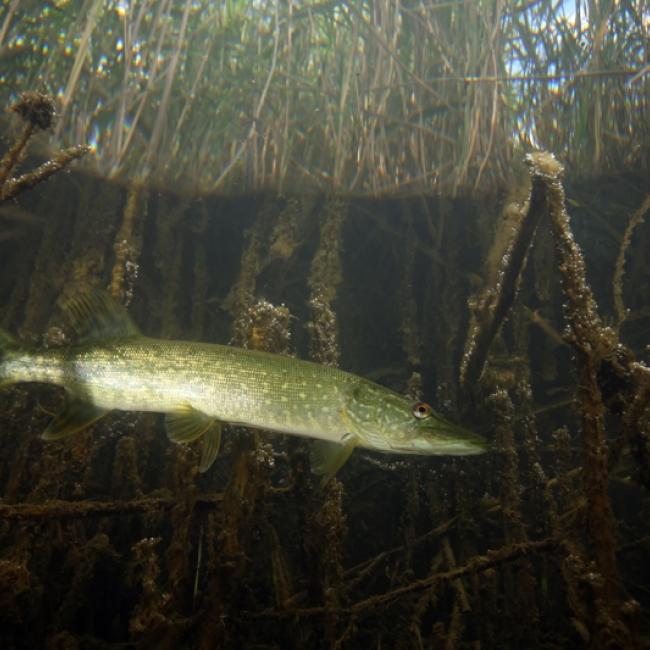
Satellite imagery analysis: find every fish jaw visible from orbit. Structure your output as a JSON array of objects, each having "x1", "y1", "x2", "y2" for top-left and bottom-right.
[{"x1": 400, "y1": 428, "x2": 488, "y2": 456}]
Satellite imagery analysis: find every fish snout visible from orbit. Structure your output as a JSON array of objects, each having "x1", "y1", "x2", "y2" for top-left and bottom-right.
[{"x1": 430, "y1": 422, "x2": 489, "y2": 456}]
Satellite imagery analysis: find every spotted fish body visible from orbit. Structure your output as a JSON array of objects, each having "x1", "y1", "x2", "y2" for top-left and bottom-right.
[
  {"x1": 0, "y1": 293, "x2": 487, "y2": 474},
  {"x1": 8, "y1": 339, "x2": 362, "y2": 443}
]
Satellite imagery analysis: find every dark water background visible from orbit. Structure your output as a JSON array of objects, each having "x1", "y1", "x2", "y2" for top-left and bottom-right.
[{"x1": 0, "y1": 165, "x2": 648, "y2": 648}]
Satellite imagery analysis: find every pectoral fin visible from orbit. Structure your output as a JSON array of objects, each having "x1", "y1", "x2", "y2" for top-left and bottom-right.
[
  {"x1": 310, "y1": 434, "x2": 358, "y2": 485},
  {"x1": 42, "y1": 397, "x2": 108, "y2": 441}
]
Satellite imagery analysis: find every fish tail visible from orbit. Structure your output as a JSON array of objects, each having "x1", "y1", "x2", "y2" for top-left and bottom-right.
[{"x1": 0, "y1": 327, "x2": 19, "y2": 388}]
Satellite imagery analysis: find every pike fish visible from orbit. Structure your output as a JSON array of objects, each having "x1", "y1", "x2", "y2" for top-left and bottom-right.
[{"x1": 0, "y1": 293, "x2": 487, "y2": 477}]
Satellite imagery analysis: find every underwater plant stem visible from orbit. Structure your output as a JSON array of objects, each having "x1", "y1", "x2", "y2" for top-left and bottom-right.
[
  {"x1": 307, "y1": 199, "x2": 346, "y2": 366},
  {"x1": 345, "y1": 516, "x2": 457, "y2": 583},
  {"x1": 253, "y1": 538, "x2": 557, "y2": 619},
  {"x1": 534, "y1": 150, "x2": 638, "y2": 644},
  {"x1": 490, "y1": 389, "x2": 526, "y2": 542},
  {"x1": 144, "y1": 0, "x2": 192, "y2": 172},
  {"x1": 0, "y1": 494, "x2": 224, "y2": 521},
  {"x1": 460, "y1": 160, "x2": 549, "y2": 390},
  {"x1": 623, "y1": 363, "x2": 650, "y2": 489},
  {"x1": 0, "y1": 0, "x2": 20, "y2": 47},
  {"x1": 110, "y1": 0, "x2": 170, "y2": 175},
  {"x1": 332, "y1": 14, "x2": 358, "y2": 188},
  {"x1": 388, "y1": 535, "x2": 546, "y2": 606},
  {"x1": 109, "y1": 181, "x2": 146, "y2": 305},
  {"x1": 166, "y1": 457, "x2": 198, "y2": 610},
  {"x1": 0, "y1": 144, "x2": 90, "y2": 204},
  {"x1": 613, "y1": 194, "x2": 650, "y2": 330},
  {"x1": 55, "y1": 0, "x2": 104, "y2": 138},
  {"x1": 472, "y1": 4, "x2": 503, "y2": 192},
  {"x1": 442, "y1": 537, "x2": 470, "y2": 613},
  {"x1": 0, "y1": 123, "x2": 34, "y2": 188},
  {"x1": 211, "y1": 2, "x2": 280, "y2": 191}
]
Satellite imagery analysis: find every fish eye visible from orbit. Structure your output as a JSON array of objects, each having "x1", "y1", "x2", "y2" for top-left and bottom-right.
[{"x1": 412, "y1": 402, "x2": 433, "y2": 419}]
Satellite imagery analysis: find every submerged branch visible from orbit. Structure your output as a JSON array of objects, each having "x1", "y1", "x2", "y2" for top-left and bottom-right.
[
  {"x1": 613, "y1": 194, "x2": 650, "y2": 330},
  {"x1": 252, "y1": 538, "x2": 558, "y2": 619},
  {"x1": 0, "y1": 493, "x2": 224, "y2": 521},
  {"x1": 0, "y1": 145, "x2": 90, "y2": 203},
  {"x1": 533, "y1": 150, "x2": 639, "y2": 647},
  {"x1": 460, "y1": 160, "x2": 549, "y2": 390},
  {"x1": 0, "y1": 92, "x2": 89, "y2": 203}
]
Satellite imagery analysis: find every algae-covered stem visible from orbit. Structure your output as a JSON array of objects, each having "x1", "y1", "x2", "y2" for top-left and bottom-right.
[
  {"x1": 613, "y1": 194, "x2": 650, "y2": 330},
  {"x1": 460, "y1": 164, "x2": 549, "y2": 392},
  {"x1": 530, "y1": 151, "x2": 639, "y2": 646},
  {"x1": 109, "y1": 180, "x2": 147, "y2": 306},
  {"x1": 0, "y1": 92, "x2": 89, "y2": 204},
  {"x1": 251, "y1": 538, "x2": 558, "y2": 620},
  {"x1": 0, "y1": 122, "x2": 35, "y2": 188},
  {"x1": 306, "y1": 199, "x2": 348, "y2": 644}
]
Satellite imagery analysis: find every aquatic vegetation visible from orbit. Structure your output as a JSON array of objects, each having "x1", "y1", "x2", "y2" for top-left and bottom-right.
[
  {"x1": 307, "y1": 198, "x2": 346, "y2": 367},
  {"x1": 0, "y1": 78, "x2": 649, "y2": 649},
  {"x1": 0, "y1": 92, "x2": 88, "y2": 204},
  {"x1": 460, "y1": 160, "x2": 551, "y2": 391},
  {"x1": 613, "y1": 195, "x2": 650, "y2": 331},
  {"x1": 0, "y1": 2, "x2": 646, "y2": 195},
  {"x1": 109, "y1": 181, "x2": 147, "y2": 307},
  {"x1": 0, "y1": 0, "x2": 650, "y2": 632}
]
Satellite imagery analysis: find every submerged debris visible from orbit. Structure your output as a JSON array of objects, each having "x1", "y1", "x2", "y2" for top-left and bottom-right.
[
  {"x1": 0, "y1": 92, "x2": 89, "y2": 204},
  {"x1": 10, "y1": 91, "x2": 56, "y2": 130}
]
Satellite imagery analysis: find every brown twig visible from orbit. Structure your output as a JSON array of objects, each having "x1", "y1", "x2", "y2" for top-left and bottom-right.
[
  {"x1": 343, "y1": 515, "x2": 457, "y2": 585},
  {"x1": 211, "y1": 2, "x2": 281, "y2": 191},
  {"x1": 0, "y1": 92, "x2": 58, "y2": 190},
  {"x1": 531, "y1": 150, "x2": 638, "y2": 647},
  {"x1": 0, "y1": 123, "x2": 34, "y2": 187},
  {"x1": 109, "y1": 181, "x2": 147, "y2": 306},
  {"x1": 613, "y1": 194, "x2": 650, "y2": 330},
  {"x1": 0, "y1": 493, "x2": 224, "y2": 521},
  {"x1": 251, "y1": 538, "x2": 557, "y2": 618},
  {"x1": 460, "y1": 159, "x2": 549, "y2": 390},
  {"x1": 0, "y1": 144, "x2": 90, "y2": 203}
]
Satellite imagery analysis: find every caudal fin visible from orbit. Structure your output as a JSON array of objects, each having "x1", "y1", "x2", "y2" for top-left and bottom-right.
[{"x1": 0, "y1": 327, "x2": 18, "y2": 388}]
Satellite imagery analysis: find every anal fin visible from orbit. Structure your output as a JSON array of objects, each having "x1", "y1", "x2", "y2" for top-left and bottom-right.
[
  {"x1": 166, "y1": 405, "x2": 223, "y2": 473},
  {"x1": 42, "y1": 397, "x2": 108, "y2": 441},
  {"x1": 165, "y1": 405, "x2": 214, "y2": 443},
  {"x1": 199, "y1": 422, "x2": 222, "y2": 473}
]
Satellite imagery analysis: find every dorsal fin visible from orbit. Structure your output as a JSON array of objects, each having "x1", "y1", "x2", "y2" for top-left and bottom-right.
[{"x1": 62, "y1": 291, "x2": 140, "y2": 342}]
